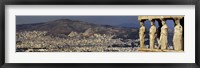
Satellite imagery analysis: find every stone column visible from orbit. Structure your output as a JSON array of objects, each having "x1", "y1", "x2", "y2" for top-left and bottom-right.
[
  {"x1": 173, "y1": 17, "x2": 183, "y2": 51},
  {"x1": 149, "y1": 19, "x2": 157, "y2": 49},
  {"x1": 139, "y1": 20, "x2": 146, "y2": 49},
  {"x1": 159, "y1": 18, "x2": 168, "y2": 50}
]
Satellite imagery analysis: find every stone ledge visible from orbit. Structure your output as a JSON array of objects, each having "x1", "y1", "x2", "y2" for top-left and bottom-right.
[
  {"x1": 138, "y1": 16, "x2": 184, "y2": 21},
  {"x1": 138, "y1": 48, "x2": 183, "y2": 52}
]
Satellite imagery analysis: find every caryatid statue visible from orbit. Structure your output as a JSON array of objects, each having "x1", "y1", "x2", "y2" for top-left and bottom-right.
[
  {"x1": 173, "y1": 18, "x2": 183, "y2": 51},
  {"x1": 159, "y1": 19, "x2": 168, "y2": 50},
  {"x1": 149, "y1": 19, "x2": 157, "y2": 49},
  {"x1": 139, "y1": 20, "x2": 145, "y2": 48}
]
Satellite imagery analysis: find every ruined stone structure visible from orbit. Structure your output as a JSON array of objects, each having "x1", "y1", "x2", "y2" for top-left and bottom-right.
[{"x1": 138, "y1": 16, "x2": 184, "y2": 52}]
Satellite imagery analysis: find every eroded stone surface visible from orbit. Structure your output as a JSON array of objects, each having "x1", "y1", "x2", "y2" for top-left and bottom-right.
[
  {"x1": 173, "y1": 18, "x2": 183, "y2": 51},
  {"x1": 160, "y1": 20, "x2": 168, "y2": 50},
  {"x1": 149, "y1": 20, "x2": 157, "y2": 49},
  {"x1": 139, "y1": 21, "x2": 145, "y2": 49}
]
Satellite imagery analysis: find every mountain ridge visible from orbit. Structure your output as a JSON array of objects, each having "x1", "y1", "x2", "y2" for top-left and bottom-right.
[{"x1": 17, "y1": 19, "x2": 139, "y2": 39}]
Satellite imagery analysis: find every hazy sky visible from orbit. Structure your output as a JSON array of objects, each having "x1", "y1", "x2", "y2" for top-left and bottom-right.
[
  {"x1": 16, "y1": 16, "x2": 175, "y2": 29},
  {"x1": 16, "y1": 16, "x2": 138, "y2": 25}
]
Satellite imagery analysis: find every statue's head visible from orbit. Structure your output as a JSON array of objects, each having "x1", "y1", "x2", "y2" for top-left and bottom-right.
[
  {"x1": 150, "y1": 20, "x2": 155, "y2": 26},
  {"x1": 161, "y1": 21, "x2": 166, "y2": 25},
  {"x1": 174, "y1": 18, "x2": 180, "y2": 25},
  {"x1": 139, "y1": 20, "x2": 145, "y2": 27},
  {"x1": 140, "y1": 21, "x2": 144, "y2": 26},
  {"x1": 161, "y1": 19, "x2": 166, "y2": 25}
]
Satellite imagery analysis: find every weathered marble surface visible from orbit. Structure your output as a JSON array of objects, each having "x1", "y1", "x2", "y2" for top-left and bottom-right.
[
  {"x1": 139, "y1": 21, "x2": 145, "y2": 49},
  {"x1": 173, "y1": 18, "x2": 183, "y2": 51},
  {"x1": 149, "y1": 20, "x2": 157, "y2": 49},
  {"x1": 160, "y1": 20, "x2": 168, "y2": 50}
]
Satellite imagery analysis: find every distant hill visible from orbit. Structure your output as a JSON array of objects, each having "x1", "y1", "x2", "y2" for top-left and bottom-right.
[
  {"x1": 116, "y1": 23, "x2": 140, "y2": 28},
  {"x1": 17, "y1": 19, "x2": 139, "y2": 39}
]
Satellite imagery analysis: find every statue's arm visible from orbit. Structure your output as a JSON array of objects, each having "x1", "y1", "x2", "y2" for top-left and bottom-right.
[
  {"x1": 153, "y1": 28, "x2": 157, "y2": 35},
  {"x1": 173, "y1": 28, "x2": 175, "y2": 42},
  {"x1": 164, "y1": 28, "x2": 168, "y2": 35},
  {"x1": 180, "y1": 26, "x2": 183, "y2": 35},
  {"x1": 139, "y1": 27, "x2": 145, "y2": 33},
  {"x1": 162, "y1": 28, "x2": 168, "y2": 35},
  {"x1": 143, "y1": 28, "x2": 146, "y2": 38},
  {"x1": 165, "y1": 28, "x2": 168, "y2": 34},
  {"x1": 143, "y1": 27, "x2": 145, "y2": 33},
  {"x1": 139, "y1": 28, "x2": 142, "y2": 34},
  {"x1": 154, "y1": 29, "x2": 157, "y2": 39}
]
